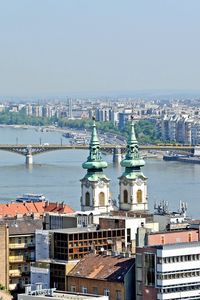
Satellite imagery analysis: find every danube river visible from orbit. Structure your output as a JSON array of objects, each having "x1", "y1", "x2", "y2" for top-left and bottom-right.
[{"x1": 0, "y1": 126, "x2": 199, "y2": 218}]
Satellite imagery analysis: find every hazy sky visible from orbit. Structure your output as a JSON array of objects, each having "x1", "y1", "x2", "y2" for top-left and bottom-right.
[{"x1": 0, "y1": 0, "x2": 200, "y2": 96}]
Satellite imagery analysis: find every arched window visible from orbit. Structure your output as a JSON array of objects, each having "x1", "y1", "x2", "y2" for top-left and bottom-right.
[
  {"x1": 85, "y1": 192, "x2": 90, "y2": 206},
  {"x1": 137, "y1": 190, "x2": 142, "y2": 203},
  {"x1": 99, "y1": 192, "x2": 105, "y2": 206},
  {"x1": 123, "y1": 190, "x2": 128, "y2": 204}
]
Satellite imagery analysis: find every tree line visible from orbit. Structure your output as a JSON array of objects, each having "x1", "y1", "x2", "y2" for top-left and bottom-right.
[{"x1": 0, "y1": 110, "x2": 159, "y2": 144}]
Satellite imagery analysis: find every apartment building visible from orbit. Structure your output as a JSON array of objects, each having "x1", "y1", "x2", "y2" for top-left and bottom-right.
[
  {"x1": 159, "y1": 113, "x2": 200, "y2": 145},
  {"x1": 0, "y1": 217, "x2": 43, "y2": 292}
]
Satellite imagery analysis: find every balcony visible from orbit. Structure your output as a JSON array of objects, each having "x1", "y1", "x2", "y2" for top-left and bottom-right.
[
  {"x1": 9, "y1": 270, "x2": 21, "y2": 277},
  {"x1": 9, "y1": 243, "x2": 27, "y2": 249},
  {"x1": 9, "y1": 255, "x2": 24, "y2": 263}
]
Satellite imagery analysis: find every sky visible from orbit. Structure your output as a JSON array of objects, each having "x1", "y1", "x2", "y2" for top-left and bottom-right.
[{"x1": 0, "y1": 0, "x2": 200, "y2": 97}]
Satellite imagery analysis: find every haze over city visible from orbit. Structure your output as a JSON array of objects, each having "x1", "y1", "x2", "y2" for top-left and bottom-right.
[{"x1": 1, "y1": 0, "x2": 200, "y2": 97}]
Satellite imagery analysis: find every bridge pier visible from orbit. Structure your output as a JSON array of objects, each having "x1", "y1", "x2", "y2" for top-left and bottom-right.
[
  {"x1": 113, "y1": 147, "x2": 122, "y2": 164},
  {"x1": 25, "y1": 154, "x2": 33, "y2": 165},
  {"x1": 25, "y1": 146, "x2": 33, "y2": 165}
]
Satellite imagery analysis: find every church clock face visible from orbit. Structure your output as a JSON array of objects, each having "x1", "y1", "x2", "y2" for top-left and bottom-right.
[
  {"x1": 98, "y1": 180, "x2": 104, "y2": 188},
  {"x1": 136, "y1": 178, "x2": 143, "y2": 186}
]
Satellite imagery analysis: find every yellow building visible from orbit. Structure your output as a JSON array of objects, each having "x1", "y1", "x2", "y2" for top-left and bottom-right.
[{"x1": 0, "y1": 217, "x2": 42, "y2": 292}]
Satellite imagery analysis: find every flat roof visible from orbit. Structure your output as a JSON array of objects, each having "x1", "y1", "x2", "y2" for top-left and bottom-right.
[
  {"x1": 49, "y1": 226, "x2": 124, "y2": 234},
  {"x1": 154, "y1": 241, "x2": 200, "y2": 250}
]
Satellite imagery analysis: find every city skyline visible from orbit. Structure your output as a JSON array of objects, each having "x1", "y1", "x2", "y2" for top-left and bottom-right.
[{"x1": 0, "y1": 0, "x2": 200, "y2": 97}]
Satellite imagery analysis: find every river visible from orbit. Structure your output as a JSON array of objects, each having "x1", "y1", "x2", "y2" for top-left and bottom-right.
[{"x1": 0, "y1": 126, "x2": 199, "y2": 218}]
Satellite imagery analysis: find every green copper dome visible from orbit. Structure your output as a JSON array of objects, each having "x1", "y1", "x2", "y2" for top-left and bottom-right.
[
  {"x1": 82, "y1": 118, "x2": 108, "y2": 170},
  {"x1": 121, "y1": 117, "x2": 145, "y2": 169}
]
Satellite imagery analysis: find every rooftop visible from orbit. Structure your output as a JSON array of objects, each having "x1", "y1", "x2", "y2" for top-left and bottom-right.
[
  {"x1": 0, "y1": 201, "x2": 74, "y2": 218},
  {"x1": 153, "y1": 240, "x2": 200, "y2": 250},
  {"x1": 0, "y1": 217, "x2": 43, "y2": 235},
  {"x1": 68, "y1": 253, "x2": 134, "y2": 282},
  {"x1": 18, "y1": 289, "x2": 108, "y2": 300}
]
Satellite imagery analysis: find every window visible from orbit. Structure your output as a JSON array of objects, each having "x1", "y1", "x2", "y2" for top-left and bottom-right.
[
  {"x1": 123, "y1": 190, "x2": 128, "y2": 203},
  {"x1": 71, "y1": 286, "x2": 76, "y2": 292},
  {"x1": 137, "y1": 190, "x2": 142, "y2": 203},
  {"x1": 93, "y1": 287, "x2": 98, "y2": 295},
  {"x1": 116, "y1": 290, "x2": 122, "y2": 300},
  {"x1": 18, "y1": 237, "x2": 21, "y2": 244},
  {"x1": 85, "y1": 192, "x2": 90, "y2": 206},
  {"x1": 104, "y1": 288, "x2": 110, "y2": 296},
  {"x1": 81, "y1": 286, "x2": 87, "y2": 294},
  {"x1": 99, "y1": 192, "x2": 105, "y2": 206},
  {"x1": 144, "y1": 253, "x2": 155, "y2": 286}
]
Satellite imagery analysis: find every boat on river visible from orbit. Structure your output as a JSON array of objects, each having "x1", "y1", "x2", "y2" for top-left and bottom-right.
[{"x1": 16, "y1": 193, "x2": 46, "y2": 202}]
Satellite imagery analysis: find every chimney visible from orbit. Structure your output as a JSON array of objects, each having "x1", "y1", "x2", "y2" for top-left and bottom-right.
[{"x1": 25, "y1": 284, "x2": 31, "y2": 295}]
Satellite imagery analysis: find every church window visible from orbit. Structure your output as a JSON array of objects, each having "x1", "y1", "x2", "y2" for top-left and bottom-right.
[
  {"x1": 123, "y1": 190, "x2": 128, "y2": 203},
  {"x1": 85, "y1": 192, "x2": 90, "y2": 206},
  {"x1": 99, "y1": 192, "x2": 105, "y2": 206},
  {"x1": 137, "y1": 189, "x2": 142, "y2": 203}
]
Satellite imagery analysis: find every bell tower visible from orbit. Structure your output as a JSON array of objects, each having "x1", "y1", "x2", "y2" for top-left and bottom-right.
[
  {"x1": 80, "y1": 118, "x2": 111, "y2": 213},
  {"x1": 119, "y1": 117, "x2": 148, "y2": 212}
]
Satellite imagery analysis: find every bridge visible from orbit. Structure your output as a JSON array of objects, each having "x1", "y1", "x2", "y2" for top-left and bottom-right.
[{"x1": 0, "y1": 144, "x2": 196, "y2": 165}]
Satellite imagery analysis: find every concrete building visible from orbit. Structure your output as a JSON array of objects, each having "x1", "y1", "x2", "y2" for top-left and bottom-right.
[
  {"x1": 99, "y1": 215, "x2": 158, "y2": 253},
  {"x1": 118, "y1": 111, "x2": 132, "y2": 130},
  {"x1": 135, "y1": 224, "x2": 200, "y2": 300},
  {"x1": 136, "y1": 241, "x2": 200, "y2": 300},
  {"x1": 33, "y1": 226, "x2": 126, "y2": 290}
]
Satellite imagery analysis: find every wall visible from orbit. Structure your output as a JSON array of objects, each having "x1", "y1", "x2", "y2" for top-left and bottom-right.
[
  {"x1": 147, "y1": 229, "x2": 199, "y2": 246},
  {"x1": 0, "y1": 225, "x2": 9, "y2": 289},
  {"x1": 67, "y1": 277, "x2": 124, "y2": 300}
]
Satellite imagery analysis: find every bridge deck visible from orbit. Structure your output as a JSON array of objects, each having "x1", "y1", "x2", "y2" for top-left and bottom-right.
[{"x1": 0, "y1": 144, "x2": 194, "y2": 156}]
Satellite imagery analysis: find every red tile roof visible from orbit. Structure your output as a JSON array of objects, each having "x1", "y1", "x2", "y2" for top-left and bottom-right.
[{"x1": 0, "y1": 201, "x2": 74, "y2": 218}]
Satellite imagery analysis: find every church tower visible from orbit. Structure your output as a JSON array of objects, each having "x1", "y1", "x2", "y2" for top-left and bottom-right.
[
  {"x1": 119, "y1": 117, "x2": 148, "y2": 212},
  {"x1": 80, "y1": 118, "x2": 111, "y2": 213}
]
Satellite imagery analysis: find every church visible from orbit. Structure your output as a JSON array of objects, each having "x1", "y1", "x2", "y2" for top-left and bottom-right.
[{"x1": 80, "y1": 116, "x2": 148, "y2": 214}]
